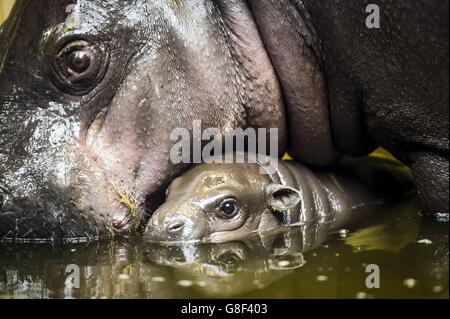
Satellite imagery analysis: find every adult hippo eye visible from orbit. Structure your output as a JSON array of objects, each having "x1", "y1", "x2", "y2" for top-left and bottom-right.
[
  {"x1": 51, "y1": 40, "x2": 109, "y2": 95},
  {"x1": 217, "y1": 199, "x2": 238, "y2": 219},
  {"x1": 68, "y1": 50, "x2": 91, "y2": 74}
]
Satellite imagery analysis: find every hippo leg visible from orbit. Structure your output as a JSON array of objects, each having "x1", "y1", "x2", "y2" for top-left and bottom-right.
[{"x1": 409, "y1": 152, "x2": 449, "y2": 217}]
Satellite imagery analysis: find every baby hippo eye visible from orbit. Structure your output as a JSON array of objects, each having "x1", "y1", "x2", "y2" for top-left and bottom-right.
[
  {"x1": 217, "y1": 199, "x2": 238, "y2": 219},
  {"x1": 68, "y1": 50, "x2": 91, "y2": 74}
]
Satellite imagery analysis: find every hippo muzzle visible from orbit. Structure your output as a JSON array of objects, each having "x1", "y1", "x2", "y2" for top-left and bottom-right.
[
  {"x1": 0, "y1": 111, "x2": 133, "y2": 241},
  {"x1": 146, "y1": 200, "x2": 208, "y2": 243}
]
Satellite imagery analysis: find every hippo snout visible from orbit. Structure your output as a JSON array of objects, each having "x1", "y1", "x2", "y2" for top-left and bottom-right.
[{"x1": 145, "y1": 203, "x2": 207, "y2": 243}]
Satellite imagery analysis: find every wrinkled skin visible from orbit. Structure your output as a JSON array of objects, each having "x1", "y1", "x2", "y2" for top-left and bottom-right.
[
  {"x1": 0, "y1": 0, "x2": 448, "y2": 242},
  {"x1": 246, "y1": 0, "x2": 448, "y2": 215},
  {"x1": 145, "y1": 157, "x2": 411, "y2": 243},
  {"x1": 146, "y1": 163, "x2": 275, "y2": 243},
  {"x1": 0, "y1": 0, "x2": 285, "y2": 241}
]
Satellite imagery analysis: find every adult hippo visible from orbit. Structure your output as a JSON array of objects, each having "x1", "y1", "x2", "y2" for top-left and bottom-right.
[
  {"x1": 0, "y1": 0, "x2": 447, "y2": 242},
  {"x1": 145, "y1": 155, "x2": 413, "y2": 243}
]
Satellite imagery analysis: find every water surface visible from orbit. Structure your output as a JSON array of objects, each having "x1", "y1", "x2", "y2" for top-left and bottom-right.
[{"x1": 0, "y1": 194, "x2": 448, "y2": 299}]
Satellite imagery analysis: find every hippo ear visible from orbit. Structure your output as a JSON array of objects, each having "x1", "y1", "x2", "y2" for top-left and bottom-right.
[{"x1": 265, "y1": 184, "x2": 301, "y2": 213}]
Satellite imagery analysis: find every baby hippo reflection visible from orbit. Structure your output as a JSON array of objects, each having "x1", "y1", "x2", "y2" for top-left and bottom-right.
[
  {"x1": 145, "y1": 232, "x2": 307, "y2": 297},
  {"x1": 145, "y1": 155, "x2": 410, "y2": 243}
]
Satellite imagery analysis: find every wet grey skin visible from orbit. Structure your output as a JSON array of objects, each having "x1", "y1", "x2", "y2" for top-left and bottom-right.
[
  {"x1": 0, "y1": 1, "x2": 448, "y2": 242},
  {"x1": 0, "y1": 0, "x2": 286, "y2": 242},
  {"x1": 145, "y1": 156, "x2": 413, "y2": 243}
]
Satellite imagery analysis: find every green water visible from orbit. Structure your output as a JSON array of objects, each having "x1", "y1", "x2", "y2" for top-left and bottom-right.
[{"x1": 0, "y1": 194, "x2": 448, "y2": 299}]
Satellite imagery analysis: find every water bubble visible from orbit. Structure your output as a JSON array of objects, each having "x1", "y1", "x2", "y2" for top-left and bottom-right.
[
  {"x1": 316, "y1": 275, "x2": 328, "y2": 282},
  {"x1": 277, "y1": 260, "x2": 291, "y2": 268},
  {"x1": 339, "y1": 229, "x2": 350, "y2": 238},
  {"x1": 118, "y1": 274, "x2": 130, "y2": 281},
  {"x1": 252, "y1": 280, "x2": 265, "y2": 289},
  {"x1": 432, "y1": 285, "x2": 443, "y2": 293},
  {"x1": 151, "y1": 276, "x2": 166, "y2": 283},
  {"x1": 177, "y1": 280, "x2": 194, "y2": 287},
  {"x1": 356, "y1": 292, "x2": 368, "y2": 299},
  {"x1": 403, "y1": 278, "x2": 418, "y2": 289},
  {"x1": 418, "y1": 239, "x2": 433, "y2": 245}
]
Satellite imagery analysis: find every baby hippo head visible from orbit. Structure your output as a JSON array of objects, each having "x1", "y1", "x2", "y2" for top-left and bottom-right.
[{"x1": 145, "y1": 163, "x2": 301, "y2": 243}]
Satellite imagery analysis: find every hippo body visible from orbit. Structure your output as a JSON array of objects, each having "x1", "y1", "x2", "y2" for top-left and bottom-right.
[
  {"x1": 145, "y1": 156, "x2": 412, "y2": 243},
  {"x1": 0, "y1": 0, "x2": 447, "y2": 242}
]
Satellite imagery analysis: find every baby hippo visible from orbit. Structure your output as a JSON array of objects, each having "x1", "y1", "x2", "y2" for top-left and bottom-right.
[{"x1": 145, "y1": 156, "x2": 411, "y2": 243}]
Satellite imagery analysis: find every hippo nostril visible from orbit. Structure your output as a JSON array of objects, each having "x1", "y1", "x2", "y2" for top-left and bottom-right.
[{"x1": 166, "y1": 220, "x2": 185, "y2": 234}]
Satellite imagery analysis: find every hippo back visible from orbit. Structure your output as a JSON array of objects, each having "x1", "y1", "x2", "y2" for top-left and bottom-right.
[{"x1": 276, "y1": 157, "x2": 414, "y2": 229}]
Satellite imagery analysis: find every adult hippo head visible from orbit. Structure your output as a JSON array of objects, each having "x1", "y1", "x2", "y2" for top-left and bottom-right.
[
  {"x1": 0, "y1": 0, "x2": 448, "y2": 242},
  {"x1": 0, "y1": 0, "x2": 286, "y2": 242}
]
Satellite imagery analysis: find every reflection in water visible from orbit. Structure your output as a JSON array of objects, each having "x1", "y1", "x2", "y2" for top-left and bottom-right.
[
  {"x1": 0, "y1": 194, "x2": 448, "y2": 299},
  {"x1": 144, "y1": 228, "x2": 312, "y2": 297}
]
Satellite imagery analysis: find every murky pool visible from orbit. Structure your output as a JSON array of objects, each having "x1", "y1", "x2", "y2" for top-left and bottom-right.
[{"x1": 0, "y1": 193, "x2": 447, "y2": 299}]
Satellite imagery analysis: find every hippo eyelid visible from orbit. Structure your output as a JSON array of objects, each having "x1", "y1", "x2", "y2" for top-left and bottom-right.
[{"x1": 197, "y1": 194, "x2": 233, "y2": 208}]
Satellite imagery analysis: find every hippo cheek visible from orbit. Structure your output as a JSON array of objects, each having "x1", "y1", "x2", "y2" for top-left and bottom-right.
[
  {"x1": 0, "y1": 126, "x2": 148, "y2": 242},
  {"x1": 207, "y1": 214, "x2": 259, "y2": 244}
]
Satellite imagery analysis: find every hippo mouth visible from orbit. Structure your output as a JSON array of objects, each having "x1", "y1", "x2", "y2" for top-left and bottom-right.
[
  {"x1": 79, "y1": 99, "x2": 172, "y2": 236},
  {"x1": 81, "y1": 109, "x2": 144, "y2": 233},
  {"x1": 0, "y1": 105, "x2": 147, "y2": 243},
  {"x1": 144, "y1": 214, "x2": 262, "y2": 245}
]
